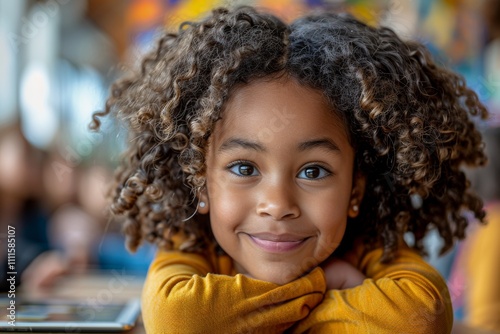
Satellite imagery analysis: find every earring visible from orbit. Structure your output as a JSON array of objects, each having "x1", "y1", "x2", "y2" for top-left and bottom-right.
[
  {"x1": 199, "y1": 201, "x2": 206, "y2": 208},
  {"x1": 352, "y1": 205, "x2": 359, "y2": 212}
]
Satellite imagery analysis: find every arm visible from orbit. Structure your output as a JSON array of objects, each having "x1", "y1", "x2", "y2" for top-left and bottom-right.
[
  {"x1": 142, "y1": 250, "x2": 326, "y2": 333},
  {"x1": 290, "y1": 243, "x2": 453, "y2": 333}
]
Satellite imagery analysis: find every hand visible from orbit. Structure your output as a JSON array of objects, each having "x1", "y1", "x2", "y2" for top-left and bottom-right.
[
  {"x1": 21, "y1": 248, "x2": 90, "y2": 292},
  {"x1": 321, "y1": 258, "x2": 365, "y2": 290},
  {"x1": 21, "y1": 250, "x2": 69, "y2": 291}
]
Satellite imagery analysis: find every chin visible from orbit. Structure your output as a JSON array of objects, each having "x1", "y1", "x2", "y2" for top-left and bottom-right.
[
  {"x1": 267, "y1": 275, "x2": 298, "y2": 286},
  {"x1": 249, "y1": 264, "x2": 314, "y2": 285}
]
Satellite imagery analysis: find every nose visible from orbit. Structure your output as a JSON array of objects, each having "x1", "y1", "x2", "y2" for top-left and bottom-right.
[{"x1": 256, "y1": 180, "x2": 300, "y2": 220}]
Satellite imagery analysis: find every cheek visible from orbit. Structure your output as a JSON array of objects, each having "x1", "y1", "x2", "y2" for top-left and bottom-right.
[
  {"x1": 208, "y1": 187, "x2": 250, "y2": 250},
  {"x1": 209, "y1": 199, "x2": 241, "y2": 226},
  {"x1": 312, "y1": 200, "x2": 349, "y2": 259},
  {"x1": 325, "y1": 218, "x2": 347, "y2": 243},
  {"x1": 207, "y1": 179, "x2": 251, "y2": 227},
  {"x1": 310, "y1": 184, "x2": 352, "y2": 236},
  {"x1": 317, "y1": 209, "x2": 347, "y2": 240}
]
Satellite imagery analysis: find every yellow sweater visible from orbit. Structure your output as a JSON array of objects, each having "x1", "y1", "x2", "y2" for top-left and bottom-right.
[
  {"x1": 142, "y1": 242, "x2": 453, "y2": 333},
  {"x1": 461, "y1": 203, "x2": 500, "y2": 332}
]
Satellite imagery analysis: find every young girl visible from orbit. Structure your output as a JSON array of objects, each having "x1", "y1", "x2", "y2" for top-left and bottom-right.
[{"x1": 92, "y1": 6, "x2": 488, "y2": 333}]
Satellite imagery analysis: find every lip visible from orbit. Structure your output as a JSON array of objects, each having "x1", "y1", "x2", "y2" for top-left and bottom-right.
[{"x1": 247, "y1": 233, "x2": 308, "y2": 253}]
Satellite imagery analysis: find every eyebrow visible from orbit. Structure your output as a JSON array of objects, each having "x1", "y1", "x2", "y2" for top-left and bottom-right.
[
  {"x1": 218, "y1": 137, "x2": 340, "y2": 154},
  {"x1": 298, "y1": 138, "x2": 341, "y2": 153},
  {"x1": 218, "y1": 138, "x2": 266, "y2": 153}
]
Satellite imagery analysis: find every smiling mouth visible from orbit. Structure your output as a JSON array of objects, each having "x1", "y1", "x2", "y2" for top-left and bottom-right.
[{"x1": 247, "y1": 233, "x2": 308, "y2": 253}]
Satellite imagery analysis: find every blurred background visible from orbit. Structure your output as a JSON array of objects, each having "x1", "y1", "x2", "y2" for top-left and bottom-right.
[{"x1": 0, "y1": 0, "x2": 499, "y2": 331}]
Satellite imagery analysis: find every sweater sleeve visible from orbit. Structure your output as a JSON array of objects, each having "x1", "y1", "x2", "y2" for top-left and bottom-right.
[
  {"x1": 141, "y1": 250, "x2": 326, "y2": 333},
  {"x1": 289, "y1": 244, "x2": 453, "y2": 334}
]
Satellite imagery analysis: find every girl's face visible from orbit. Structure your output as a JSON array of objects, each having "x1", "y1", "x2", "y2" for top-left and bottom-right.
[{"x1": 201, "y1": 76, "x2": 365, "y2": 285}]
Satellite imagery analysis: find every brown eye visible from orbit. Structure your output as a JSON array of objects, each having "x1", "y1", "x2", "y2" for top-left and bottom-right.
[
  {"x1": 305, "y1": 167, "x2": 320, "y2": 178},
  {"x1": 298, "y1": 165, "x2": 331, "y2": 179},
  {"x1": 228, "y1": 162, "x2": 259, "y2": 176},
  {"x1": 239, "y1": 165, "x2": 254, "y2": 176}
]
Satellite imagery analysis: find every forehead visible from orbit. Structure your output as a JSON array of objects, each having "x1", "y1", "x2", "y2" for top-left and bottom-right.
[{"x1": 214, "y1": 76, "x2": 349, "y2": 142}]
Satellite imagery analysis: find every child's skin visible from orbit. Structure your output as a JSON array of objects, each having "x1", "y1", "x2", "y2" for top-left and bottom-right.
[
  {"x1": 198, "y1": 76, "x2": 366, "y2": 286},
  {"x1": 321, "y1": 258, "x2": 366, "y2": 289}
]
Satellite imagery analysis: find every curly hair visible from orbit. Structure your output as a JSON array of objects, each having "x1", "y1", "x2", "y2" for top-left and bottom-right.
[{"x1": 92, "y1": 6, "x2": 488, "y2": 262}]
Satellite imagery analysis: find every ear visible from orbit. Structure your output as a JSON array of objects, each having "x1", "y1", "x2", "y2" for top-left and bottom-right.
[
  {"x1": 197, "y1": 187, "x2": 210, "y2": 214},
  {"x1": 348, "y1": 172, "x2": 366, "y2": 218}
]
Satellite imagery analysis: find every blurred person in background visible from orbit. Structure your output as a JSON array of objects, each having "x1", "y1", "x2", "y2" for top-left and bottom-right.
[
  {"x1": 0, "y1": 122, "x2": 51, "y2": 292},
  {"x1": 21, "y1": 149, "x2": 154, "y2": 293},
  {"x1": 2, "y1": 0, "x2": 132, "y2": 291},
  {"x1": 20, "y1": 147, "x2": 103, "y2": 291},
  {"x1": 0, "y1": 121, "x2": 107, "y2": 292}
]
